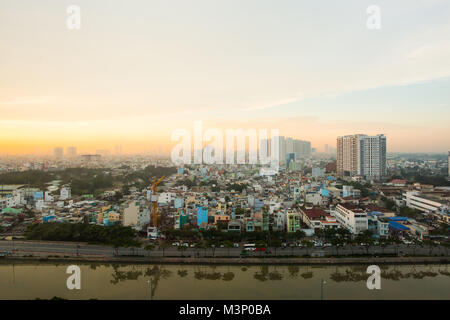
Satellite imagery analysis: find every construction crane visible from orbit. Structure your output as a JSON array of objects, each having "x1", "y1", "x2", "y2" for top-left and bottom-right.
[{"x1": 150, "y1": 176, "x2": 165, "y2": 228}]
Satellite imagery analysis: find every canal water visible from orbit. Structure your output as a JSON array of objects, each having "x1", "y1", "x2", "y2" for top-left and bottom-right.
[{"x1": 0, "y1": 262, "x2": 449, "y2": 300}]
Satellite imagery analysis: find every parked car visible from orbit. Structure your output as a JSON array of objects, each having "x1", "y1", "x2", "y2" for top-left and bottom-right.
[
  {"x1": 172, "y1": 242, "x2": 180, "y2": 246},
  {"x1": 233, "y1": 243, "x2": 240, "y2": 248}
]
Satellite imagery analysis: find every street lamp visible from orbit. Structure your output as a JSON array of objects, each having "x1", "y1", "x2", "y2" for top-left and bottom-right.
[
  {"x1": 320, "y1": 278, "x2": 327, "y2": 300},
  {"x1": 147, "y1": 279, "x2": 153, "y2": 300},
  {"x1": 12, "y1": 228, "x2": 15, "y2": 254}
]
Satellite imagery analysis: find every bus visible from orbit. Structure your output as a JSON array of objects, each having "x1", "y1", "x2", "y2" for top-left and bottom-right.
[
  {"x1": 244, "y1": 243, "x2": 255, "y2": 251},
  {"x1": 147, "y1": 227, "x2": 158, "y2": 240}
]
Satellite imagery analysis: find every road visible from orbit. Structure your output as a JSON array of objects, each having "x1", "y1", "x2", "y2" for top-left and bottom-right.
[{"x1": 0, "y1": 240, "x2": 448, "y2": 258}]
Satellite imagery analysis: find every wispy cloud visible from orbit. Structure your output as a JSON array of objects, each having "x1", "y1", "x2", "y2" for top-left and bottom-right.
[
  {"x1": 0, "y1": 97, "x2": 52, "y2": 105},
  {"x1": 240, "y1": 95, "x2": 304, "y2": 111}
]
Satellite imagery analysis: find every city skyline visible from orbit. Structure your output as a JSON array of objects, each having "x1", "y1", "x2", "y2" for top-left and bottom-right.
[{"x1": 1, "y1": 0, "x2": 449, "y2": 154}]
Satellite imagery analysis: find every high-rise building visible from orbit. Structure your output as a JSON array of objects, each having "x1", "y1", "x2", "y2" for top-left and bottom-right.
[
  {"x1": 271, "y1": 136, "x2": 311, "y2": 163},
  {"x1": 286, "y1": 137, "x2": 294, "y2": 155},
  {"x1": 272, "y1": 136, "x2": 286, "y2": 164},
  {"x1": 358, "y1": 134, "x2": 387, "y2": 180},
  {"x1": 259, "y1": 138, "x2": 271, "y2": 160},
  {"x1": 67, "y1": 146, "x2": 77, "y2": 157},
  {"x1": 337, "y1": 134, "x2": 386, "y2": 180},
  {"x1": 448, "y1": 151, "x2": 450, "y2": 177},
  {"x1": 293, "y1": 139, "x2": 311, "y2": 159},
  {"x1": 337, "y1": 135, "x2": 360, "y2": 177},
  {"x1": 286, "y1": 152, "x2": 295, "y2": 168},
  {"x1": 53, "y1": 147, "x2": 63, "y2": 159}
]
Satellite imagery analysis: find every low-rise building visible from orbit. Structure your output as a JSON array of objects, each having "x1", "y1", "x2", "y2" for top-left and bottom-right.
[{"x1": 332, "y1": 203, "x2": 368, "y2": 234}]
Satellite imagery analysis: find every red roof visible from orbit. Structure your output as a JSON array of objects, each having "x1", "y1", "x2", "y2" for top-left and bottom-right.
[
  {"x1": 338, "y1": 203, "x2": 359, "y2": 210},
  {"x1": 303, "y1": 208, "x2": 328, "y2": 220}
]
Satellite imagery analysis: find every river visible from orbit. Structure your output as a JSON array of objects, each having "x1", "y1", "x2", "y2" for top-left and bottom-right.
[{"x1": 0, "y1": 262, "x2": 449, "y2": 299}]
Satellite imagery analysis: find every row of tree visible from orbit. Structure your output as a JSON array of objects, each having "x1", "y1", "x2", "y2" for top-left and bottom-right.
[{"x1": 24, "y1": 223, "x2": 139, "y2": 247}]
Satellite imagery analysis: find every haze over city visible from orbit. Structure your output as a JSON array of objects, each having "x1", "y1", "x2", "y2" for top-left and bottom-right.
[
  {"x1": 1, "y1": 0, "x2": 449, "y2": 155},
  {"x1": 1, "y1": 0, "x2": 450, "y2": 307}
]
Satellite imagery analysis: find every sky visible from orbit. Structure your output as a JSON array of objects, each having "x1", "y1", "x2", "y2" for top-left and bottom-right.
[{"x1": 0, "y1": 0, "x2": 449, "y2": 155}]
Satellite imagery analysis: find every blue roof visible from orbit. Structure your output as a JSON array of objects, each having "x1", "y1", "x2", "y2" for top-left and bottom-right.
[
  {"x1": 389, "y1": 221, "x2": 410, "y2": 231},
  {"x1": 388, "y1": 217, "x2": 409, "y2": 221}
]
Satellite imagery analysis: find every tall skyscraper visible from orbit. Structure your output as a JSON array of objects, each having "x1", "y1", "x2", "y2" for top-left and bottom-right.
[
  {"x1": 337, "y1": 134, "x2": 387, "y2": 180},
  {"x1": 272, "y1": 136, "x2": 310, "y2": 164},
  {"x1": 293, "y1": 139, "x2": 311, "y2": 159},
  {"x1": 259, "y1": 138, "x2": 271, "y2": 160},
  {"x1": 286, "y1": 137, "x2": 294, "y2": 155},
  {"x1": 358, "y1": 134, "x2": 387, "y2": 180},
  {"x1": 273, "y1": 136, "x2": 286, "y2": 164},
  {"x1": 53, "y1": 147, "x2": 63, "y2": 159},
  {"x1": 337, "y1": 135, "x2": 360, "y2": 177}
]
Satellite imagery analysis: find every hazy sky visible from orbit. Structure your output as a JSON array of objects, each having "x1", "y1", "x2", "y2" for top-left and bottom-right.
[{"x1": 1, "y1": 0, "x2": 449, "y2": 154}]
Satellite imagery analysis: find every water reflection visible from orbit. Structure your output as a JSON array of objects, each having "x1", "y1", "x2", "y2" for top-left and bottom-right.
[
  {"x1": 105, "y1": 264, "x2": 450, "y2": 286},
  {"x1": 1, "y1": 262, "x2": 449, "y2": 299},
  {"x1": 329, "y1": 264, "x2": 449, "y2": 282}
]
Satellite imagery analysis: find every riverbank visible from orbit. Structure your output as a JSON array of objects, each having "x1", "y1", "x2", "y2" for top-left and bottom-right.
[{"x1": 3, "y1": 255, "x2": 450, "y2": 266}]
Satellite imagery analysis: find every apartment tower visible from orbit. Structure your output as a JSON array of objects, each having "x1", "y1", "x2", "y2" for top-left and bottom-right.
[{"x1": 337, "y1": 134, "x2": 387, "y2": 180}]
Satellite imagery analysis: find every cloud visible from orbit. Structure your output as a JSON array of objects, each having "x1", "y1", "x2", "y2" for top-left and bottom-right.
[
  {"x1": 240, "y1": 95, "x2": 304, "y2": 111},
  {"x1": 0, "y1": 97, "x2": 52, "y2": 105}
]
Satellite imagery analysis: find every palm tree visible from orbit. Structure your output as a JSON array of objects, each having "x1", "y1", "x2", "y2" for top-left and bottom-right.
[
  {"x1": 223, "y1": 241, "x2": 234, "y2": 257},
  {"x1": 144, "y1": 244, "x2": 155, "y2": 257},
  {"x1": 196, "y1": 242, "x2": 206, "y2": 258},
  {"x1": 331, "y1": 238, "x2": 342, "y2": 256},
  {"x1": 159, "y1": 242, "x2": 170, "y2": 257},
  {"x1": 177, "y1": 245, "x2": 187, "y2": 257},
  {"x1": 271, "y1": 239, "x2": 282, "y2": 256}
]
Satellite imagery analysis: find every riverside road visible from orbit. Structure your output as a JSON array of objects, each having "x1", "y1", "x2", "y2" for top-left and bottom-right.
[{"x1": 1, "y1": 240, "x2": 449, "y2": 258}]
